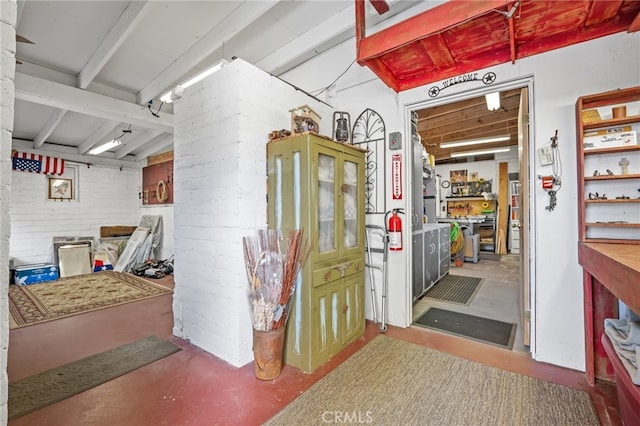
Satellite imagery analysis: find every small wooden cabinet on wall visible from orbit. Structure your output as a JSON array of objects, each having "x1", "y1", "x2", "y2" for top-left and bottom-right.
[
  {"x1": 267, "y1": 132, "x2": 366, "y2": 373},
  {"x1": 576, "y1": 86, "x2": 640, "y2": 244}
]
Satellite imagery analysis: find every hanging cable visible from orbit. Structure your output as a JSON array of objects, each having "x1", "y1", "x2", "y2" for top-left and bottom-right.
[
  {"x1": 314, "y1": 59, "x2": 357, "y2": 97},
  {"x1": 148, "y1": 102, "x2": 164, "y2": 118}
]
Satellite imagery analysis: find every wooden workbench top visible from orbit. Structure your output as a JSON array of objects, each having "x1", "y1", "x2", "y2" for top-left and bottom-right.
[{"x1": 578, "y1": 242, "x2": 640, "y2": 313}]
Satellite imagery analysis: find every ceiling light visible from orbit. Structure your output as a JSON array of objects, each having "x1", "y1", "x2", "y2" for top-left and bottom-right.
[
  {"x1": 88, "y1": 139, "x2": 121, "y2": 155},
  {"x1": 160, "y1": 59, "x2": 228, "y2": 104},
  {"x1": 440, "y1": 135, "x2": 510, "y2": 149},
  {"x1": 450, "y1": 147, "x2": 511, "y2": 158},
  {"x1": 485, "y1": 92, "x2": 500, "y2": 111}
]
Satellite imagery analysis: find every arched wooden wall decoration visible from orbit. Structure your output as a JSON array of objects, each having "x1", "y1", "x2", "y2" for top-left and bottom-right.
[{"x1": 351, "y1": 108, "x2": 386, "y2": 214}]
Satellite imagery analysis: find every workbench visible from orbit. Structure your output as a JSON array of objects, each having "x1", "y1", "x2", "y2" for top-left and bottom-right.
[{"x1": 578, "y1": 242, "x2": 640, "y2": 425}]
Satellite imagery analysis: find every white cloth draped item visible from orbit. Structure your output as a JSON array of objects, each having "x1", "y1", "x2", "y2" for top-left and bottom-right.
[{"x1": 604, "y1": 309, "x2": 640, "y2": 385}]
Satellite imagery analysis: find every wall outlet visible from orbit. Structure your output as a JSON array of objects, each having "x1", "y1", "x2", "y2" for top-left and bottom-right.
[{"x1": 389, "y1": 132, "x2": 402, "y2": 150}]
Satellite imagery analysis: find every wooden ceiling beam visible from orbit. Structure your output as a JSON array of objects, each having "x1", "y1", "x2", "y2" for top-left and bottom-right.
[
  {"x1": 358, "y1": 0, "x2": 510, "y2": 60},
  {"x1": 420, "y1": 34, "x2": 455, "y2": 68},
  {"x1": 369, "y1": 0, "x2": 389, "y2": 15},
  {"x1": 508, "y1": 3, "x2": 516, "y2": 64},
  {"x1": 628, "y1": 11, "x2": 640, "y2": 32},
  {"x1": 585, "y1": 0, "x2": 622, "y2": 27}
]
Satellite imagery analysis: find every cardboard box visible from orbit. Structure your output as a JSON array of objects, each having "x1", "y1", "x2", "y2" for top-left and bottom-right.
[
  {"x1": 14, "y1": 263, "x2": 59, "y2": 285},
  {"x1": 584, "y1": 130, "x2": 637, "y2": 150}
]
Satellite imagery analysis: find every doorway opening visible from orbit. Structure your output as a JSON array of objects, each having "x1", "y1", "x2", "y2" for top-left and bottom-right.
[{"x1": 406, "y1": 79, "x2": 534, "y2": 354}]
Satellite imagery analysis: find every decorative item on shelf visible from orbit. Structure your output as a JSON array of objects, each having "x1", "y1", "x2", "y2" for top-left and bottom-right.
[
  {"x1": 612, "y1": 106, "x2": 627, "y2": 119},
  {"x1": 268, "y1": 129, "x2": 292, "y2": 141},
  {"x1": 289, "y1": 105, "x2": 321, "y2": 134},
  {"x1": 619, "y1": 157, "x2": 630, "y2": 175},
  {"x1": 242, "y1": 228, "x2": 310, "y2": 380},
  {"x1": 332, "y1": 111, "x2": 351, "y2": 143},
  {"x1": 581, "y1": 109, "x2": 601, "y2": 123}
]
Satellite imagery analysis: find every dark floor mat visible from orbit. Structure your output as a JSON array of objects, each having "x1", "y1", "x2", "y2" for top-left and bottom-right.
[
  {"x1": 414, "y1": 308, "x2": 516, "y2": 350},
  {"x1": 422, "y1": 275, "x2": 483, "y2": 305},
  {"x1": 8, "y1": 336, "x2": 181, "y2": 420}
]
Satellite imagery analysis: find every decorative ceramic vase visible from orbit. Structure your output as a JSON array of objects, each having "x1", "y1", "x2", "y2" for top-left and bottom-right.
[{"x1": 252, "y1": 327, "x2": 286, "y2": 380}]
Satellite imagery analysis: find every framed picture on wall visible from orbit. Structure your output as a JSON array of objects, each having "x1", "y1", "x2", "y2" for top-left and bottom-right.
[
  {"x1": 48, "y1": 178, "x2": 73, "y2": 200},
  {"x1": 450, "y1": 169, "x2": 467, "y2": 183}
]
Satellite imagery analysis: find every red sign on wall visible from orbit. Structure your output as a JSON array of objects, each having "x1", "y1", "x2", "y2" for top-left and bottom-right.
[{"x1": 391, "y1": 153, "x2": 402, "y2": 200}]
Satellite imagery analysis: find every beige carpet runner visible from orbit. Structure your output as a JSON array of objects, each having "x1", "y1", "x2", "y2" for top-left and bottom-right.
[
  {"x1": 266, "y1": 335, "x2": 599, "y2": 425},
  {"x1": 8, "y1": 271, "x2": 172, "y2": 328}
]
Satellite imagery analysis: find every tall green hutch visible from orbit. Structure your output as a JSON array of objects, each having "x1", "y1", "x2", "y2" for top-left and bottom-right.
[{"x1": 267, "y1": 132, "x2": 366, "y2": 373}]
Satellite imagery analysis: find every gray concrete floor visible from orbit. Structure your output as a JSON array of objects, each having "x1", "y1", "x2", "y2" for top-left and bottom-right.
[{"x1": 412, "y1": 253, "x2": 527, "y2": 352}]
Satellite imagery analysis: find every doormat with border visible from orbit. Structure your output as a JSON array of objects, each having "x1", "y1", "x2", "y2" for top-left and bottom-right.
[
  {"x1": 414, "y1": 307, "x2": 517, "y2": 350},
  {"x1": 422, "y1": 274, "x2": 483, "y2": 305},
  {"x1": 8, "y1": 336, "x2": 182, "y2": 420}
]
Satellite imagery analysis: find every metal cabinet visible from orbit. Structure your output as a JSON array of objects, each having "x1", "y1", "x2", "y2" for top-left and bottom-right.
[
  {"x1": 267, "y1": 132, "x2": 366, "y2": 373},
  {"x1": 412, "y1": 223, "x2": 450, "y2": 301}
]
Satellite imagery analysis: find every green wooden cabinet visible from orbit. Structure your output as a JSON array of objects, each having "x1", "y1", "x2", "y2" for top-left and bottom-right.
[{"x1": 267, "y1": 132, "x2": 366, "y2": 373}]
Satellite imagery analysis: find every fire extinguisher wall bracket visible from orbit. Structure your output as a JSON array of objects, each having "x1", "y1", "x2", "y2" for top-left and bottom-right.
[{"x1": 386, "y1": 208, "x2": 404, "y2": 251}]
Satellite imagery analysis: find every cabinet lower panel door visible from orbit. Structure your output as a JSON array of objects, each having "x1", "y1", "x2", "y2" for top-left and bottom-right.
[
  {"x1": 312, "y1": 282, "x2": 343, "y2": 367},
  {"x1": 343, "y1": 273, "x2": 365, "y2": 344}
]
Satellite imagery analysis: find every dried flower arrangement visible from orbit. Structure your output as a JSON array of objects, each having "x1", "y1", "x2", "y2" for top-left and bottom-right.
[{"x1": 242, "y1": 228, "x2": 310, "y2": 331}]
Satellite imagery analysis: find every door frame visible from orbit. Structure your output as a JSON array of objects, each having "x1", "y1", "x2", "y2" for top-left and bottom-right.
[{"x1": 403, "y1": 76, "x2": 537, "y2": 355}]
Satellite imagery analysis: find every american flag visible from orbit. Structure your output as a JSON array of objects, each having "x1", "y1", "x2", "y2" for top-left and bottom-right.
[{"x1": 12, "y1": 151, "x2": 65, "y2": 175}]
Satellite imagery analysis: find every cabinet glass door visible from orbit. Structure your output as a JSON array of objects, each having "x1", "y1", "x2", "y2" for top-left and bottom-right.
[
  {"x1": 343, "y1": 160, "x2": 359, "y2": 249},
  {"x1": 318, "y1": 153, "x2": 336, "y2": 253}
]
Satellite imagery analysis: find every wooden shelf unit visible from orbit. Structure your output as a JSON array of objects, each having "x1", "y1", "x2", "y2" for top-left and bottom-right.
[{"x1": 576, "y1": 86, "x2": 640, "y2": 244}]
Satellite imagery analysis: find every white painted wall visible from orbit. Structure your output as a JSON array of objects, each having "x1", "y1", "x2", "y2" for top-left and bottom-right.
[
  {"x1": 10, "y1": 163, "x2": 142, "y2": 265},
  {"x1": 282, "y1": 32, "x2": 640, "y2": 371},
  {"x1": 0, "y1": 1, "x2": 16, "y2": 422},
  {"x1": 171, "y1": 58, "x2": 332, "y2": 367}
]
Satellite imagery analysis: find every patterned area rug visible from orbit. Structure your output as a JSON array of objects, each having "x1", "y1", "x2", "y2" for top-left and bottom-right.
[
  {"x1": 265, "y1": 335, "x2": 599, "y2": 425},
  {"x1": 9, "y1": 271, "x2": 172, "y2": 329},
  {"x1": 8, "y1": 336, "x2": 181, "y2": 420}
]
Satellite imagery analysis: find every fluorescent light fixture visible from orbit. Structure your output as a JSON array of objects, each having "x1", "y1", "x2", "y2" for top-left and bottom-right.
[
  {"x1": 160, "y1": 59, "x2": 228, "y2": 104},
  {"x1": 88, "y1": 139, "x2": 121, "y2": 155},
  {"x1": 450, "y1": 147, "x2": 511, "y2": 158},
  {"x1": 440, "y1": 135, "x2": 510, "y2": 149},
  {"x1": 485, "y1": 92, "x2": 500, "y2": 111}
]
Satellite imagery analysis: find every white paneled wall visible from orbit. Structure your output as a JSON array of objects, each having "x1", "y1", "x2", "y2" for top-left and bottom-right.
[
  {"x1": 1, "y1": 1, "x2": 16, "y2": 421},
  {"x1": 172, "y1": 58, "x2": 331, "y2": 367},
  {"x1": 10, "y1": 164, "x2": 142, "y2": 265}
]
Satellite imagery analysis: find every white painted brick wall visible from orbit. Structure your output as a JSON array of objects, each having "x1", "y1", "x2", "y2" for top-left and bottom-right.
[
  {"x1": 0, "y1": 1, "x2": 16, "y2": 422},
  {"x1": 10, "y1": 164, "x2": 142, "y2": 265},
  {"x1": 172, "y1": 58, "x2": 331, "y2": 367}
]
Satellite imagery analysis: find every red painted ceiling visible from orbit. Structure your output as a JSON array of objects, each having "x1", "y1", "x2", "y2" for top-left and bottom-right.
[{"x1": 357, "y1": 0, "x2": 640, "y2": 92}]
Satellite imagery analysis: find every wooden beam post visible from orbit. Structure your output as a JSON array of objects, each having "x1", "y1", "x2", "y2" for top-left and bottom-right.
[{"x1": 498, "y1": 162, "x2": 509, "y2": 254}]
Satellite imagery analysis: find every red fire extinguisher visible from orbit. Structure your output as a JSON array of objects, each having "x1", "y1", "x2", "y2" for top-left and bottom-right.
[{"x1": 386, "y1": 208, "x2": 404, "y2": 251}]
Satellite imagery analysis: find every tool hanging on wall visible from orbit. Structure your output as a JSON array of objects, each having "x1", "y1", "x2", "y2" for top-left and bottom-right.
[{"x1": 537, "y1": 130, "x2": 562, "y2": 211}]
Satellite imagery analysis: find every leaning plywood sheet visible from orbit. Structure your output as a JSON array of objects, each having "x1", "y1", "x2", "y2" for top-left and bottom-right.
[{"x1": 100, "y1": 226, "x2": 137, "y2": 238}]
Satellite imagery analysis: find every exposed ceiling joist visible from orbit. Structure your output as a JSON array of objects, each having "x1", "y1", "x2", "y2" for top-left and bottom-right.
[
  {"x1": 134, "y1": 134, "x2": 173, "y2": 162},
  {"x1": 15, "y1": 72, "x2": 173, "y2": 133},
  {"x1": 136, "y1": 1, "x2": 279, "y2": 105},
  {"x1": 78, "y1": 1, "x2": 151, "y2": 89},
  {"x1": 256, "y1": 5, "x2": 354, "y2": 74},
  {"x1": 78, "y1": 120, "x2": 120, "y2": 155},
  {"x1": 33, "y1": 108, "x2": 66, "y2": 148},
  {"x1": 115, "y1": 129, "x2": 164, "y2": 159}
]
